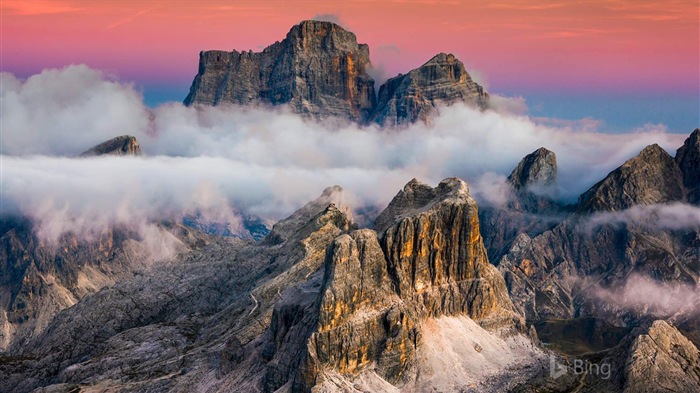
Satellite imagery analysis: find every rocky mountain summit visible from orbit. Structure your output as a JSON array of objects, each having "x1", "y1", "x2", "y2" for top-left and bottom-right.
[
  {"x1": 507, "y1": 147, "x2": 557, "y2": 191},
  {"x1": 371, "y1": 53, "x2": 489, "y2": 125},
  {"x1": 577, "y1": 143, "x2": 684, "y2": 212},
  {"x1": 479, "y1": 147, "x2": 564, "y2": 263},
  {"x1": 79, "y1": 135, "x2": 142, "y2": 157},
  {"x1": 184, "y1": 21, "x2": 488, "y2": 125}
]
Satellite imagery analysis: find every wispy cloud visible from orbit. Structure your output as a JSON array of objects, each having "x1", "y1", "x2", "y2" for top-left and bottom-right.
[
  {"x1": 107, "y1": 5, "x2": 159, "y2": 29},
  {"x1": 3, "y1": 0, "x2": 83, "y2": 15}
]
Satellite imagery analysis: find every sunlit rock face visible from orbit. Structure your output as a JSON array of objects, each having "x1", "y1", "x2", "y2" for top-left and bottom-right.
[
  {"x1": 184, "y1": 22, "x2": 489, "y2": 126},
  {"x1": 184, "y1": 20, "x2": 377, "y2": 122},
  {"x1": 262, "y1": 178, "x2": 524, "y2": 392}
]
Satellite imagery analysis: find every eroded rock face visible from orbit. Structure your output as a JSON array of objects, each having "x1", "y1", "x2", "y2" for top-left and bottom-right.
[
  {"x1": 372, "y1": 53, "x2": 489, "y2": 125},
  {"x1": 184, "y1": 20, "x2": 377, "y2": 122},
  {"x1": 79, "y1": 135, "x2": 141, "y2": 157},
  {"x1": 676, "y1": 128, "x2": 700, "y2": 203},
  {"x1": 380, "y1": 178, "x2": 515, "y2": 326}
]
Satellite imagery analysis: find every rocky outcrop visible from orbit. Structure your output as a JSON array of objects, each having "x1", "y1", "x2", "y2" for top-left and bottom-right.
[
  {"x1": 676, "y1": 128, "x2": 700, "y2": 203},
  {"x1": 379, "y1": 178, "x2": 515, "y2": 325},
  {"x1": 578, "y1": 144, "x2": 684, "y2": 212},
  {"x1": 518, "y1": 320, "x2": 700, "y2": 392},
  {"x1": 184, "y1": 20, "x2": 377, "y2": 122},
  {"x1": 0, "y1": 217, "x2": 208, "y2": 352},
  {"x1": 0, "y1": 177, "x2": 540, "y2": 393},
  {"x1": 623, "y1": 320, "x2": 700, "y2": 392},
  {"x1": 507, "y1": 148, "x2": 557, "y2": 191},
  {"x1": 79, "y1": 135, "x2": 141, "y2": 157},
  {"x1": 371, "y1": 53, "x2": 489, "y2": 125},
  {"x1": 479, "y1": 147, "x2": 564, "y2": 264},
  {"x1": 0, "y1": 187, "x2": 354, "y2": 392}
]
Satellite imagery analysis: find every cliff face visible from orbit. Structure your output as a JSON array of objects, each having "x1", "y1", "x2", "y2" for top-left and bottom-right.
[
  {"x1": 79, "y1": 135, "x2": 141, "y2": 157},
  {"x1": 184, "y1": 22, "x2": 489, "y2": 125},
  {"x1": 371, "y1": 53, "x2": 489, "y2": 125},
  {"x1": 263, "y1": 178, "x2": 524, "y2": 392},
  {"x1": 184, "y1": 20, "x2": 377, "y2": 122}
]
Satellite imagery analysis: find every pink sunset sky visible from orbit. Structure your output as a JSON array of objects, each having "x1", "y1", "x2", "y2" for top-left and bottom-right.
[{"x1": 2, "y1": 0, "x2": 699, "y2": 130}]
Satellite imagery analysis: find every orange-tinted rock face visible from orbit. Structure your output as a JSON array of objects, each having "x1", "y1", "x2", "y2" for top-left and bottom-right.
[{"x1": 267, "y1": 178, "x2": 520, "y2": 391}]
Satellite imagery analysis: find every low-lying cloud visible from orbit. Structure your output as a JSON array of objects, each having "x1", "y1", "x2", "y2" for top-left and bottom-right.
[
  {"x1": 584, "y1": 273, "x2": 700, "y2": 318},
  {"x1": 583, "y1": 203, "x2": 700, "y2": 233},
  {"x1": 0, "y1": 65, "x2": 691, "y2": 242}
]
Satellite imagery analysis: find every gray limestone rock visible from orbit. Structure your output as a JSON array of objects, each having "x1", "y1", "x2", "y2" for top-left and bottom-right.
[
  {"x1": 184, "y1": 20, "x2": 377, "y2": 123},
  {"x1": 578, "y1": 144, "x2": 684, "y2": 212},
  {"x1": 479, "y1": 147, "x2": 564, "y2": 264},
  {"x1": 507, "y1": 147, "x2": 557, "y2": 191},
  {"x1": 371, "y1": 53, "x2": 489, "y2": 125}
]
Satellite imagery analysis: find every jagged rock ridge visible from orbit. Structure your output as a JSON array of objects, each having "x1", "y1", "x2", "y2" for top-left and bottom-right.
[
  {"x1": 492, "y1": 131, "x2": 699, "y2": 325},
  {"x1": 578, "y1": 143, "x2": 684, "y2": 212}
]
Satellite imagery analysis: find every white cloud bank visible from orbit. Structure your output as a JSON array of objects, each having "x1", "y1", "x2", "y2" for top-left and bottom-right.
[{"x1": 0, "y1": 65, "x2": 691, "y2": 242}]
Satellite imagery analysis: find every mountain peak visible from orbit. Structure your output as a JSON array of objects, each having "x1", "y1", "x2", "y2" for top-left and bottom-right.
[
  {"x1": 578, "y1": 143, "x2": 684, "y2": 212},
  {"x1": 79, "y1": 135, "x2": 141, "y2": 157},
  {"x1": 371, "y1": 52, "x2": 488, "y2": 125},
  {"x1": 508, "y1": 147, "x2": 557, "y2": 190},
  {"x1": 373, "y1": 177, "x2": 472, "y2": 233},
  {"x1": 264, "y1": 185, "x2": 352, "y2": 244}
]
